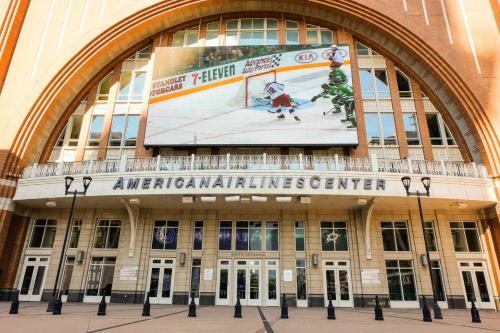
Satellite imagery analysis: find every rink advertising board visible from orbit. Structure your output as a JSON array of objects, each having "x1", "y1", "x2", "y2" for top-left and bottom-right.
[{"x1": 145, "y1": 45, "x2": 358, "y2": 146}]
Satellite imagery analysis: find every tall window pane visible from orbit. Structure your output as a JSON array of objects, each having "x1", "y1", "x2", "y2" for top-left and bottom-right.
[
  {"x1": 87, "y1": 115, "x2": 104, "y2": 146},
  {"x1": 219, "y1": 221, "x2": 232, "y2": 250},
  {"x1": 109, "y1": 115, "x2": 125, "y2": 146},
  {"x1": 124, "y1": 115, "x2": 140, "y2": 147},
  {"x1": 424, "y1": 222, "x2": 437, "y2": 252},
  {"x1": 266, "y1": 222, "x2": 279, "y2": 251},
  {"x1": 131, "y1": 72, "x2": 146, "y2": 100},
  {"x1": 359, "y1": 69, "x2": 375, "y2": 98},
  {"x1": 117, "y1": 71, "x2": 132, "y2": 100},
  {"x1": 374, "y1": 69, "x2": 390, "y2": 98},
  {"x1": 403, "y1": 113, "x2": 420, "y2": 145},
  {"x1": 193, "y1": 221, "x2": 203, "y2": 250},
  {"x1": 426, "y1": 114, "x2": 443, "y2": 145},
  {"x1": 365, "y1": 113, "x2": 380, "y2": 145},
  {"x1": 190, "y1": 259, "x2": 201, "y2": 298},
  {"x1": 295, "y1": 221, "x2": 305, "y2": 251},
  {"x1": 296, "y1": 260, "x2": 307, "y2": 300},
  {"x1": 396, "y1": 70, "x2": 412, "y2": 98},
  {"x1": 380, "y1": 113, "x2": 397, "y2": 145},
  {"x1": 97, "y1": 73, "x2": 113, "y2": 101}
]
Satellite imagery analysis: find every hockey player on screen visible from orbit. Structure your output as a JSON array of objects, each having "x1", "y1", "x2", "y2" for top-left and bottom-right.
[{"x1": 264, "y1": 81, "x2": 301, "y2": 122}]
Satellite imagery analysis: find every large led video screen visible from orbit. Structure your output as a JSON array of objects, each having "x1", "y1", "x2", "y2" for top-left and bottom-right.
[{"x1": 145, "y1": 44, "x2": 357, "y2": 146}]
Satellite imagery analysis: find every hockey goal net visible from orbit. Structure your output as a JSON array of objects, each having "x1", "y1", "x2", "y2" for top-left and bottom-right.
[{"x1": 245, "y1": 70, "x2": 277, "y2": 107}]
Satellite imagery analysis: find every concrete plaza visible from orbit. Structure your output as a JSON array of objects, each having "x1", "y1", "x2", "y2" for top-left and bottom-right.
[{"x1": 0, "y1": 302, "x2": 498, "y2": 333}]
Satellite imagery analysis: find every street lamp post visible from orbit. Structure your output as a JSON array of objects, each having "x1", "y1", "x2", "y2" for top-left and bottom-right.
[
  {"x1": 401, "y1": 176, "x2": 443, "y2": 320},
  {"x1": 47, "y1": 176, "x2": 92, "y2": 313}
]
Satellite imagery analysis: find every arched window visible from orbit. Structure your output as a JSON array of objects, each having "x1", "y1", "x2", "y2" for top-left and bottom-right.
[{"x1": 225, "y1": 18, "x2": 279, "y2": 46}]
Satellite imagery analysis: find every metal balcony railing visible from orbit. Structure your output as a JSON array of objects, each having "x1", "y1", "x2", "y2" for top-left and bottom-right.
[{"x1": 21, "y1": 154, "x2": 490, "y2": 180}]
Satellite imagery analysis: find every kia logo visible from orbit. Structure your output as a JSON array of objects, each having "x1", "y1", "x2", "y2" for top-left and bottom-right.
[{"x1": 295, "y1": 51, "x2": 318, "y2": 63}]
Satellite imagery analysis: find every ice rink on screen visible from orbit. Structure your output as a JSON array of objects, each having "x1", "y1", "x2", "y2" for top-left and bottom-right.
[{"x1": 145, "y1": 67, "x2": 357, "y2": 146}]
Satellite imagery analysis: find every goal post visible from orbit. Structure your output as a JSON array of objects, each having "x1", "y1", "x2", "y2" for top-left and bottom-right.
[{"x1": 245, "y1": 70, "x2": 277, "y2": 107}]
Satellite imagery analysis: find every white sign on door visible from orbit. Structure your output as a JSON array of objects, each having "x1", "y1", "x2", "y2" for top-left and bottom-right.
[{"x1": 203, "y1": 268, "x2": 213, "y2": 281}]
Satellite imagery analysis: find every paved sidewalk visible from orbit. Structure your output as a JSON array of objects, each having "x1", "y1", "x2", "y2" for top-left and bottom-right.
[{"x1": 0, "y1": 302, "x2": 498, "y2": 333}]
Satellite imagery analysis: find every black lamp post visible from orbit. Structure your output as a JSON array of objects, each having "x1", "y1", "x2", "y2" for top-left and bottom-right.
[
  {"x1": 401, "y1": 176, "x2": 442, "y2": 320},
  {"x1": 47, "y1": 176, "x2": 92, "y2": 313}
]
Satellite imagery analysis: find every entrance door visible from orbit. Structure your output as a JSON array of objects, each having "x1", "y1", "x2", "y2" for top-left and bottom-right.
[
  {"x1": 323, "y1": 260, "x2": 353, "y2": 307},
  {"x1": 265, "y1": 260, "x2": 279, "y2": 306},
  {"x1": 235, "y1": 260, "x2": 261, "y2": 306},
  {"x1": 459, "y1": 261, "x2": 495, "y2": 309},
  {"x1": 18, "y1": 256, "x2": 49, "y2": 301},
  {"x1": 216, "y1": 260, "x2": 231, "y2": 305},
  {"x1": 147, "y1": 258, "x2": 175, "y2": 304}
]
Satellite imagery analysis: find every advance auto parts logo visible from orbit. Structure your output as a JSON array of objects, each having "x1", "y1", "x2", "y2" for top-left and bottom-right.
[{"x1": 295, "y1": 50, "x2": 318, "y2": 63}]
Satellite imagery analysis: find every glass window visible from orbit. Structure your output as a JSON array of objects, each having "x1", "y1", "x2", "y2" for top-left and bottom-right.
[
  {"x1": 385, "y1": 260, "x2": 417, "y2": 301},
  {"x1": 117, "y1": 71, "x2": 132, "y2": 101},
  {"x1": 430, "y1": 261, "x2": 446, "y2": 301},
  {"x1": 295, "y1": 221, "x2": 305, "y2": 251},
  {"x1": 219, "y1": 221, "x2": 232, "y2": 250},
  {"x1": 205, "y1": 22, "x2": 219, "y2": 46},
  {"x1": 94, "y1": 220, "x2": 121, "y2": 249},
  {"x1": 321, "y1": 221, "x2": 348, "y2": 251},
  {"x1": 193, "y1": 221, "x2": 203, "y2": 250},
  {"x1": 356, "y1": 42, "x2": 369, "y2": 56},
  {"x1": 426, "y1": 114, "x2": 443, "y2": 145},
  {"x1": 172, "y1": 27, "x2": 199, "y2": 47},
  {"x1": 365, "y1": 113, "x2": 380, "y2": 145},
  {"x1": 151, "y1": 220, "x2": 179, "y2": 250},
  {"x1": 87, "y1": 115, "x2": 104, "y2": 147},
  {"x1": 190, "y1": 258, "x2": 202, "y2": 298},
  {"x1": 68, "y1": 115, "x2": 83, "y2": 146},
  {"x1": 108, "y1": 115, "x2": 139, "y2": 147},
  {"x1": 55, "y1": 125, "x2": 66, "y2": 147},
  {"x1": 137, "y1": 45, "x2": 152, "y2": 59},
  {"x1": 68, "y1": 219, "x2": 82, "y2": 249},
  {"x1": 97, "y1": 73, "x2": 113, "y2": 101},
  {"x1": 236, "y1": 221, "x2": 262, "y2": 251},
  {"x1": 109, "y1": 115, "x2": 125, "y2": 147},
  {"x1": 285, "y1": 20, "x2": 299, "y2": 45},
  {"x1": 450, "y1": 221, "x2": 482, "y2": 252},
  {"x1": 374, "y1": 69, "x2": 390, "y2": 98},
  {"x1": 403, "y1": 113, "x2": 421, "y2": 145},
  {"x1": 380, "y1": 113, "x2": 397, "y2": 145},
  {"x1": 61, "y1": 256, "x2": 75, "y2": 296},
  {"x1": 296, "y1": 259, "x2": 307, "y2": 300},
  {"x1": 424, "y1": 221, "x2": 437, "y2": 252},
  {"x1": 359, "y1": 69, "x2": 375, "y2": 99},
  {"x1": 396, "y1": 70, "x2": 412, "y2": 98},
  {"x1": 266, "y1": 221, "x2": 279, "y2": 251},
  {"x1": 306, "y1": 24, "x2": 333, "y2": 44},
  {"x1": 131, "y1": 72, "x2": 146, "y2": 100},
  {"x1": 85, "y1": 256, "x2": 116, "y2": 297},
  {"x1": 381, "y1": 221, "x2": 410, "y2": 251},
  {"x1": 29, "y1": 218, "x2": 57, "y2": 248},
  {"x1": 225, "y1": 18, "x2": 280, "y2": 46}
]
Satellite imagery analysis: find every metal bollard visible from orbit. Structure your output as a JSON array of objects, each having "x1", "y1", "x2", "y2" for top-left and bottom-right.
[
  {"x1": 188, "y1": 295, "x2": 197, "y2": 317},
  {"x1": 9, "y1": 290, "x2": 19, "y2": 315},
  {"x1": 142, "y1": 292, "x2": 151, "y2": 317},
  {"x1": 327, "y1": 298, "x2": 335, "y2": 320},
  {"x1": 421, "y1": 296, "x2": 432, "y2": 322},
  {"x1": 52, "y1": 291, "x2": 63, "y2": 315},
  {"x1": 234, "y1": 293, "x2": 242, "y2": 318},
  {"x1": 280, "y1": 294, "x2": 288, "y2": 319},
  {"x1": 97, "y1": 291, "x2": 107, "y2": 316},
  {"x1": 374, "y1": 295, "x2": 384, "y2": 321},
  {"x1": 433, "y1": 298, "x2": 443, "y2": 320},
  {"x1": 470, "y1": 301, "x2": 481, "y2": 323}
]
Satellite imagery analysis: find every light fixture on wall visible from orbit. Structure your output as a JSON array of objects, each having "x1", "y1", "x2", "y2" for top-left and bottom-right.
[
  {"x1": 182, "y1": 196, "x2": 194, "y2": 204},
  {"x1": 276, "y1": 196, "x2": 292, "y2": 203},
  {"x1": 312, "y1": 253, "x2": 318, "y2": 266},
  {"x1": 225, "y1": 195, "x2": 240, "y2": 202},
  {"x1": 451, "y1": 202, "x2": 468, "y2": 209},
  {"x1": 251, "y1": 195, "x2": 267, "y2": 202},
  {"x1": 357, "y1": 198, "x2": 368, "y2": 205},
  {"x1": 129, "y1": 198, "x2": 140, "y2": 205},
  {"x1": 179, "y1": 252, "x2": 186, "y2": 265},
  {"x1": 46, "y1": 201, "x2": 57, "y2": 208},
  {"x1": 420, "y1": 254, "x2": 428, "y2": 267},
  {"x1": 200, "y1": 196, "x2": 216, "y2": 203},
  {"x1": 300, "y1": 196, "x2": 311, "y2": 204}
]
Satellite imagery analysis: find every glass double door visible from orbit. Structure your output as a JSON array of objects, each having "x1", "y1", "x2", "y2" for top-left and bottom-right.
[
  {"x1": 459, "y1": 262, "x2": 495, "y2": 309},
  {"x1": 323, "y1": 261, "x2": 353, "y2": 307},
  {"x1": 147, "y1": 258, "x2": 175, "y2": 304},
  {"x1": 18, "y1": 257, "x2": 49, "y2": 302},
  {"x1": 216, "y1": 259, "x2": 279, "y2": 306}
]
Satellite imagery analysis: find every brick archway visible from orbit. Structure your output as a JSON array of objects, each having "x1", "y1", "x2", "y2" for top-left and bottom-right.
[{"x1": 3, "y1": 0, "x2": 499, "y2": 179}]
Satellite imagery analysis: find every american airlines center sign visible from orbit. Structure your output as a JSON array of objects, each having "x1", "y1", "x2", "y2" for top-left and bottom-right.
[{"x1": 112, "y1": 175, "x2": 386, "y2": 192}]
